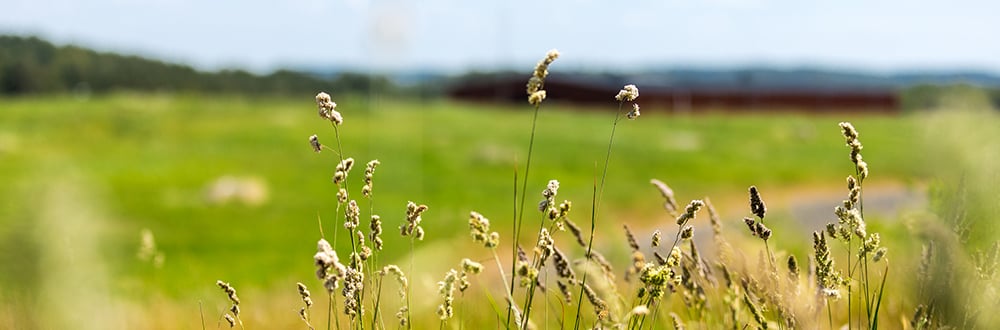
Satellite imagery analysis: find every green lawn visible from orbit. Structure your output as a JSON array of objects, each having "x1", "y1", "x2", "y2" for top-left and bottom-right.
[{"x1": 0, "y1": 92, "x2": 992, "y2": 328}]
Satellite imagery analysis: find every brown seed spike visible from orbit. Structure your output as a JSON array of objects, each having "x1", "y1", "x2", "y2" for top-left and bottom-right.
[
  {"x1": 749, "y1": 186, "x2": 766, "y2": 219},
  {"x1": 623, "y1": 224, "x2": 640, "y2": 251}
]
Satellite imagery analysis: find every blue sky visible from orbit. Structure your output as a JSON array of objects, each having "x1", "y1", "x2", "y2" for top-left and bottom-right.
[{"x1": 2, "y1": 0, "x2": 998, "y2": 73}]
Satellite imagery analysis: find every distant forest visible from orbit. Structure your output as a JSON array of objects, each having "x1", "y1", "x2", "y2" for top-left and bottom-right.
[
  {"x1": 1, "y1": 35, "x2": 998, "y2": 110},
  {"x1": 0, "y1": 35, "x2": 409, "y2": 96}
]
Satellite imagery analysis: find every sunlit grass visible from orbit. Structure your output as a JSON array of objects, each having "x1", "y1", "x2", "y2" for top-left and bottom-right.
[{"x1": 1, "y1": 91, "x2": 993, "y2": 328}]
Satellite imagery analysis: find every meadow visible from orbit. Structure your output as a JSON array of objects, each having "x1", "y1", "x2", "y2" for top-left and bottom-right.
[{"x1": 0, "y1": 85, "x2": 997, "y2": 329}]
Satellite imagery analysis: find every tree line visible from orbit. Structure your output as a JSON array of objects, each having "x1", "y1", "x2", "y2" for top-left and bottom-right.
[{"x1": 0, "y1": 35, "x2": 412, "y2": 96}]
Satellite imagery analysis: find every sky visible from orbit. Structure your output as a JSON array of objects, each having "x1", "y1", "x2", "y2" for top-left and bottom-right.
[{"x1": 2, "y1": 0, "x2": 998, "y2": 74}]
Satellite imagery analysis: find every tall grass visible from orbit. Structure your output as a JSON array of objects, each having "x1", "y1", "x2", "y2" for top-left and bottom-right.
[{"x1": 189, "y1": 53, "x2": 1000, "y2": 330}]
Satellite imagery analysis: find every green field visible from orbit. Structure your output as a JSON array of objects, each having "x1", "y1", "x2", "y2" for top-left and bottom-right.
[{"x1": 1, "y1": 92, "x2": 997, "y2": 328}]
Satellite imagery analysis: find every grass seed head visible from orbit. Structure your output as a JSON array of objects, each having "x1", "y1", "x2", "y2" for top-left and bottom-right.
[
  {"x1": 370, "y1": 215, "x2": 383, "y2": 250},
  {"x1": 296, "y1": 282, "x2": 313, "y2": 307},
  {"x1": 749, "y1": 186, "x2": 766, "y2": 219},
  {"x1": 332, "y1": 157, "x2": 355, "y2": 185},
  {"x1": 681, "y1": 225, "x2": 695, "y2": 240},
  {"x1": 526, "y1": 49, "x2": 559, "y2": 105},
  {"x1": 344, "y1": 200, "x2": 360, "y2": 230},
  {"x1": 787, "y1": 255, "x2": 800, "y2": 278},
  {"x1": 216, "y1": 280, "x2": 240, "y2": 305},
  {"x1": 362, "y1": 159, "x2": 379, "y2": 197},
  {"x1": 623, "y1": 224, "x2": 640, "y2": 251},
  {"x1": 754, "y1": 222, "x2": 772, "y2": 241},
  {"x1": 745, "y1": 217, "x2": 758, "y2": 236},
  {"x1": 308, "y1": 134, "x2": 322, "y2": 153},
  {"x1": 872, "y1": 247, "x2": 888, "y2": 262},
  {"x1": 650, "y1": 179, "x2": 679, "y2": 214},
  {"x1": 401, "y1": 201, "x2": 428, "y2": 239},
  {"x1": 336, "y1": 188, "x2": 348, "y2": 203},
  {"x1": 616, "y1": 84, "x2": 639, "y2": 102},
  {"x1": 676, "y1": 199, "x2": 705, "y2": 225},
  {"x1": 436, "y1": 269, "x2": 459, "y2": 320},
  {"x1": 315, "y1": 92, "x2": 342, "y2": 125},
  {"x1": 627, "y1": 103, "x2": 641, "y2": 119}
]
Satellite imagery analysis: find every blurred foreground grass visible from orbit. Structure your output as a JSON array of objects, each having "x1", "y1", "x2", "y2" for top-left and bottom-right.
[{"x1": 0, "y1": 92, "x2": 996, "y2": 328}]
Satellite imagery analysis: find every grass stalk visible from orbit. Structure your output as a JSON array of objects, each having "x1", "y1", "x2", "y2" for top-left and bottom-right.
[
  {"x1": 574, "y1": 102, "x2": 625, "y2": 329},
  {"x1": 508, "y1": 102, "x2": 542, "y2": 327}
]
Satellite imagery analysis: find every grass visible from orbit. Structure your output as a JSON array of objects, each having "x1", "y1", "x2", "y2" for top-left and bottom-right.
[{"x1": 0, "y1": 87, "x2": 995, "y2": 328}]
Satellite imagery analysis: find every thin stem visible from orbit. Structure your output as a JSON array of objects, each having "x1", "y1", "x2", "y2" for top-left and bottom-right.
[
  {"x1": 572, "y1": 175, "x2": 598, "y2": 330},
  {"x1": 407, "y1": 238, "x2": 414, "y2": 330},
  {"x1": 826, "y1": 301, "x2": 833, "y2": 330},
  {"x1": 574, "y1": 102, "x2": 625, "y2": 330},
  {"x1": 199, "y1": 300, "x2": 206, "y2": 330},
  {"x1": 332, "y1": 123, "x2": 347, "y2": 246},
  {"x1": 372, "y1": 277, "x2": 383, "y2": 330},
  {"x1": 847, "y1": 237, "x2": 853, "y2": 329},
  {"x1": 491, "y1": 248, "x2": 517, "y2": 326},
  {"x1": 764, "y1": 241, "x2": 776, "y2": 270},
  {"x1": 509, "y1": 103, "x2": 542, "y2": 327}
]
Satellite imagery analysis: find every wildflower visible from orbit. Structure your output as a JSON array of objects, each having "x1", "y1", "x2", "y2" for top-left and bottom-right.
[{"x1": 651, "y1": 230, "x2": 661, "y2": 247}]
